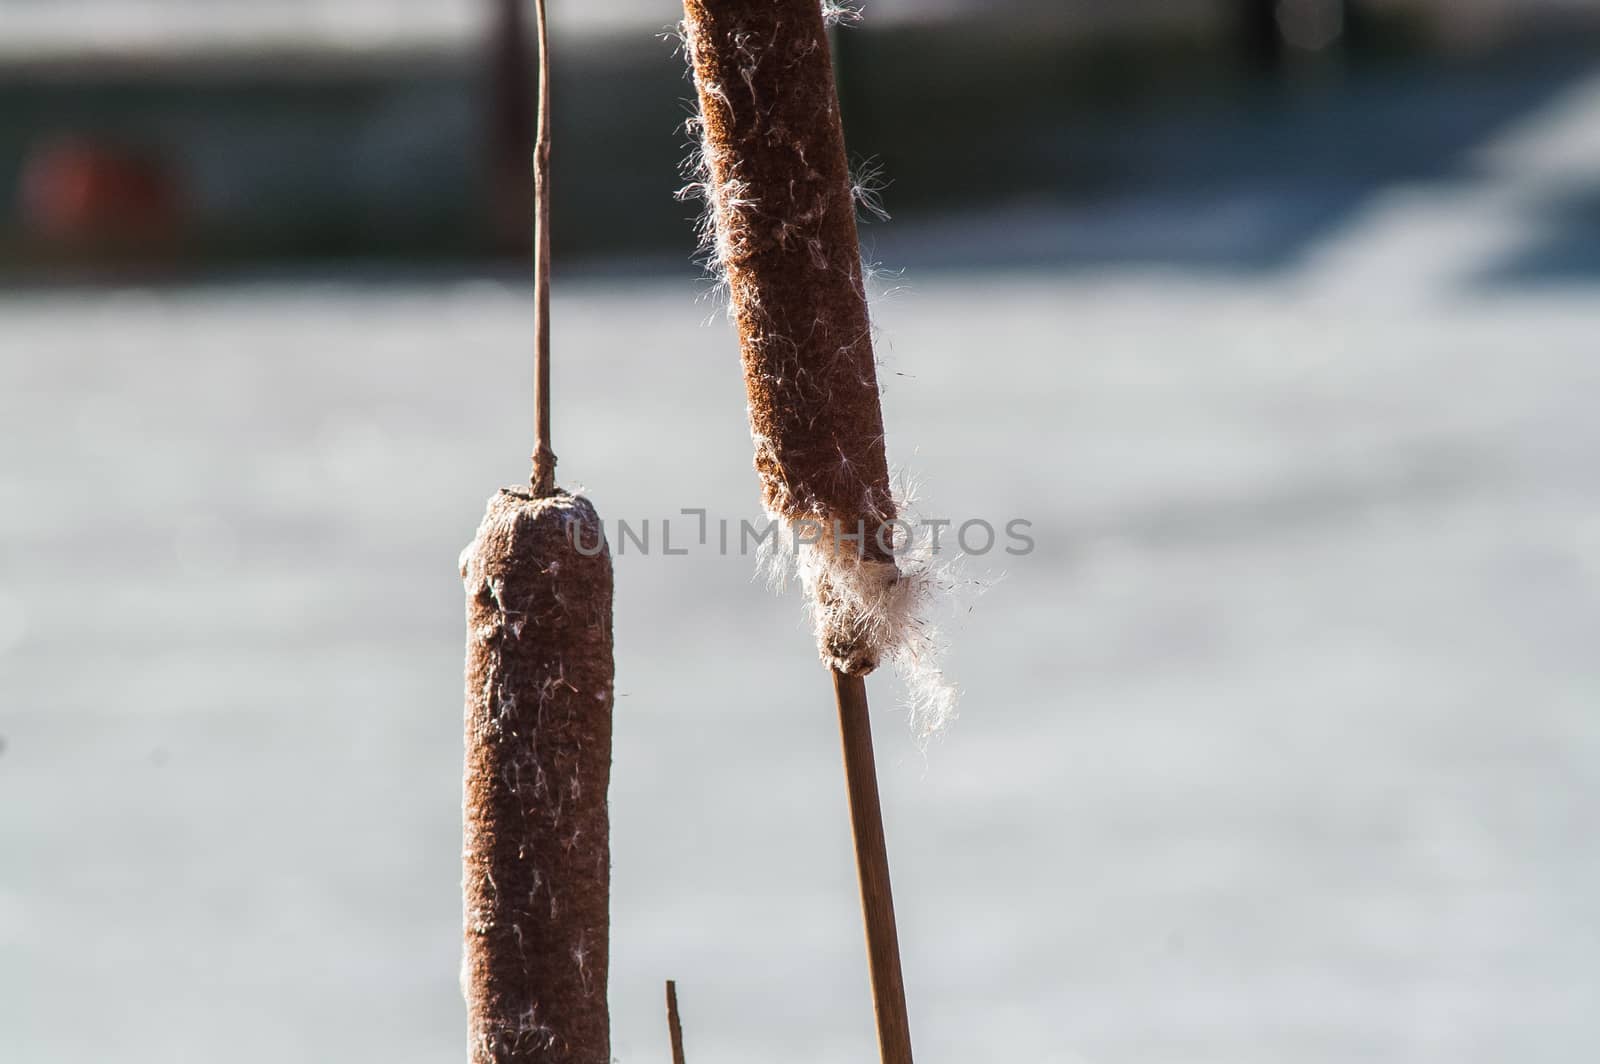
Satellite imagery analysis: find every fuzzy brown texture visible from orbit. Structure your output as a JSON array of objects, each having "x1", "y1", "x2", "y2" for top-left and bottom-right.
[
  {"x1": 683, "y1": 0, "x2": 899, "y2": 673},
  {"x1": 461, "y1": 489, "x2": 614, "y2": 1064}
]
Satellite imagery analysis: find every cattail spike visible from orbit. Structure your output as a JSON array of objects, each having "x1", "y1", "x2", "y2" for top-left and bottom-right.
[
  {"x1": 461, "y1": 489, "x2": 613, "y2": 1063},
  {"x1": 682, "y1": 0, "x2": 900, "y2": 675}
]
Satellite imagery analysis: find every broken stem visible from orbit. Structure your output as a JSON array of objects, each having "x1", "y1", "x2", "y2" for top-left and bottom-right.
[{"x1": 665, "y1": 979, "x2": 687, "y2": 1064}]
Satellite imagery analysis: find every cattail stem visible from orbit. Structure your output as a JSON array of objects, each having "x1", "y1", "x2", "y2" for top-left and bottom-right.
[
  {"x1": 529, "y1": 0, "x2": 556, "y2": 496},
  {"x1": 833, "y1": 671, "x2": 913, "y2": 1064},
  {"x1": 665, "y1": 980, "x2": 688, "y2": 1064}
]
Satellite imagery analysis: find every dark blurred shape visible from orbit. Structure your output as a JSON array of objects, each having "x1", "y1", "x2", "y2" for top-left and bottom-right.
[
  {"x1": 1278, "y1": 0, "x2": 1345, "y2": 53},
  {"x1": 19, "y1": 135, "x2": 183, "y2": 254},
  {"x1": 1241, "y1": 0, "x2": 1367, "y2": 72},
  {"x1": 486, "y1": 0, "x2": 535, "y2": 256},
  {"x1": 1, "y1": 3, "x2": 1598, "y2": 278},
  {"x1": 1241, "y1": 0, "x2": 1287, "y2": 73}
]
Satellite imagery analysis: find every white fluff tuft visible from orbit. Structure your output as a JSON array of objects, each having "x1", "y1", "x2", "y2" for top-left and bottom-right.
[
  {"x1": 822, "y1": 1, "x2": 864, "y2": 27},
  {"x1": 758, "y1": 483, "x2": 961, "y2": 743},
  {"x1": 849, "y1": 156, "x2": 892, "y2": 222}
]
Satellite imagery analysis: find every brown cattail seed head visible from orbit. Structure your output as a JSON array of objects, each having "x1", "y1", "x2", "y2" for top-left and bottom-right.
[
  {"x1": 460, "y1": 489, "x2": 613, "y2": 1064},
  {"x1": 683, "y1": 0, "x2": 898, "y2": 674}
]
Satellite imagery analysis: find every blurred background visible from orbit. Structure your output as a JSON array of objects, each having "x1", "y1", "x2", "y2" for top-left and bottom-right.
[{"x1": 3, "y1": 1, "x2": 1599, "y2": 1061}]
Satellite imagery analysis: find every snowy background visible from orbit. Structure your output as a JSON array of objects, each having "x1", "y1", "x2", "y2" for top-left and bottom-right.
[{"x1": 4, "y1": 16, "x2": 1600, "y2": 1064}]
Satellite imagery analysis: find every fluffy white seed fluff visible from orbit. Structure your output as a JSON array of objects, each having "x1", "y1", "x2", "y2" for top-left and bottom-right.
[{"x1": 757, "y1": 480, "x2": 961, "y2": 743}]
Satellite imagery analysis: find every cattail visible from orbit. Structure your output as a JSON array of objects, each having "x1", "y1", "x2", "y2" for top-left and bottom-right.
[
  {"x1": 681, "y1": 0, "x2": 903, "y2": 679},
  {"x1": 681, "y1": 3, "x2": 948, "y2": 1062},
  {"x1": 460, "y1": 2, "x2": 613, "y2": 1061},
  {"x1": 680, "y1": 2, "x2": 955, "y2": 737},
  {"x1": 460, "y1": 492, "x2": 612, "y2": 1063}
]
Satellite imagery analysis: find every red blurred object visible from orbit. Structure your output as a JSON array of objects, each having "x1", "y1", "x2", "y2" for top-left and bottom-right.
[{"x1": 19, "y1": 137, "x2": 183, "y2": 247}]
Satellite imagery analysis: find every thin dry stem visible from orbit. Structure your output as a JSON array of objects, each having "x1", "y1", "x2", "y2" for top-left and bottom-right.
[
  {"x1": 530, "y1": 0, "x2": 557, "y2": 496},
  {"x1": 666, "y1": 980, "x2": 687, "y2": 1064}
]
